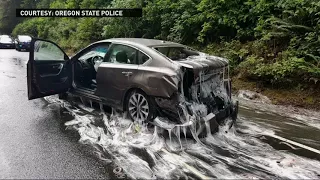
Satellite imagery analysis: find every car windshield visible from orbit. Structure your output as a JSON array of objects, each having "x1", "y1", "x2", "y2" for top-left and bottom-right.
[
  {"x1": 18, "y1": 36, "x2": 31, "y2": 42},
  {"x1": 152, "y1": 46, "x2": 199, "y2": 61},
  {"x1": 0, "y1": 38, "x2": 13, "y2": 43}
]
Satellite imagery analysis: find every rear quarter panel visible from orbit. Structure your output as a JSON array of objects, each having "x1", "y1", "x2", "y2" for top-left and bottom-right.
[{"x1": 134, "y1": 65, "x2": 180, "y2": 98}]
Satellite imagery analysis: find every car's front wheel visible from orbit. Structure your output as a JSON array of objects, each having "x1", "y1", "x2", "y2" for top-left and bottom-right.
[{"x1": 126, "y1": 90, "x2": 155, "y2": 123}]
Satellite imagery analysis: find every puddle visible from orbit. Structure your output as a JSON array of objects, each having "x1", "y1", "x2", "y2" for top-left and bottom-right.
[{"x1": 43, "y1": 95, "x2": 320, "y2": 179}]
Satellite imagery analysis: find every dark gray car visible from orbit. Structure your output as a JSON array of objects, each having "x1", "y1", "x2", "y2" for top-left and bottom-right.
[
  {"x1": 27, "y1": 38, "x2": 238, "y2": 135},
  {"x1": 15, "y1": 35, "x2": 32, "y2": 51}
]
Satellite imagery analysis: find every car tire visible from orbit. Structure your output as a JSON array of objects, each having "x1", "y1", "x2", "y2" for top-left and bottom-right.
[{"x1": 126, "y1": 90, "x2": 156, "y2": 124}]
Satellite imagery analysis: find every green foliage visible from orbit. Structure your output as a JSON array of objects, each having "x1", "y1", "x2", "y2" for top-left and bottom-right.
[
  {"x1": 0, "y1": 0, "x2": 23, "y2": 34},
  {"x1": 3, "y1": 0, "x2": 320, "y2": 87},
  {"x1": 101, "y1": 0, "x2": 143, "y2": 38},
  {"x1": 12, "y1": 18, "x2": 46, "y2": 37}
]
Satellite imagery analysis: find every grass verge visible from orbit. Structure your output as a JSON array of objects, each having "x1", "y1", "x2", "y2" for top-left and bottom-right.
[{"x1": 231, "y1": 77, "x2": 320, "y2": 111}]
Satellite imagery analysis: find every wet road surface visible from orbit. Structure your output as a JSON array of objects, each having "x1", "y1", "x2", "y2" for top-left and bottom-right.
[
  {"x1": 48, "y1": 95, "x2": 320, "y2": 179},
  {"x1": 0, "y1": 49, "x2": 108, "y2": 178},
  {"x1": 1, "y1": 49, "x2": 320, "y2": 179}
]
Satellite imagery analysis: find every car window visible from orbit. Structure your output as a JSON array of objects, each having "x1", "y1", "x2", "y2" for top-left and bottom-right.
[
  {"x1": 137, "y1": 51, "x2": 150, "y2": 64},
  {"x1": 34, "y1": 40, "x2": 65, "y2": 61},
  {"x1": 153, "y1": 46, "x2": 199, "y2": 61},
  {"x1": 105, "y1": 44, "x2": 138, "y2": 64},
  {"x1": 79, "y1": 44, "x2": 109, "y2": 61},
  {"x1": 168, "y1": 47, "x2": 186, "y2": 60},
  {"x1": 0, "y1": 37, "x2": 13, "y2": 43},
  {"x1": 18, "y1": 36, "x2": 31, "y2": 42},
  {"x1": 155, "y1": 47, "x2": 169, "y2": 56}
]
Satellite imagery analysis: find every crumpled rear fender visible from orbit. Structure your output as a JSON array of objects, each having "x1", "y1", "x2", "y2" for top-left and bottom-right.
[{"x1": 133, "y1": 66, "x2": 183, "y2": 98}]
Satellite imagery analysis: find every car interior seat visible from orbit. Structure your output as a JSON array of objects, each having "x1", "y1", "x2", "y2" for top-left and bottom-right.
[{"x1": 116, "y1": 51, "x2": 128, "y2": 64}]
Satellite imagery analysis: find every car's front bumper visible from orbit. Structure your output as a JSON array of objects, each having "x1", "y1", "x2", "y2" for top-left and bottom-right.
[
  {"x1": 17, "y1": 43, "x2": 31, "y2": 50},
  {"x1": 0, "y1": 43, "x2": 15, "y2": 49}
]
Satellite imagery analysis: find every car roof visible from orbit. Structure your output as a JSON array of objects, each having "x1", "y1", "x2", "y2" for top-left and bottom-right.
[
  {"x1": 18, "y1": 35, "x2": 31, "y2": 39},
  {"x1": 0, "y1": 35, "x2": 10, "y2": 39},
  {"x1": 97, "y1": 38, "x2": 183, "y2": 47},
  {"x1": 0, "y1": 36, "x2": 11, "y2": 39}
]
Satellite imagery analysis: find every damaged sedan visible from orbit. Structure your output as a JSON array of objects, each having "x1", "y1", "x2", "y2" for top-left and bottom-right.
[{"x1": 27, "y1": 38, "x2": 238, "y2": 136}]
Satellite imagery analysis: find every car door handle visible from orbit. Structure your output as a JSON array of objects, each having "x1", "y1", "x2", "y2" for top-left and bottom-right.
[
  {"x1": 122, "y1": 71, "x2": 133, "y2": 76},
  {"x1": 52, "y1": 64, "x2": 63, "y2": 69}
]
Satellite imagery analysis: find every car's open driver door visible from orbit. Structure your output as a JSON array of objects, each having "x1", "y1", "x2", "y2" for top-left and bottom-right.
[{"x1": 27, "y1": 38, "x2": 72, "y2": 100}]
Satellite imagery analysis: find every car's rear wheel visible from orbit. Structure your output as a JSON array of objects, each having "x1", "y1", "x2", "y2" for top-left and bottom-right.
[{"x1": 126, "y1": 90, "x2": 155, "y2": 123}]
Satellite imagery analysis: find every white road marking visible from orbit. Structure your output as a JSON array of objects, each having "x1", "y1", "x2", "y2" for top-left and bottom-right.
[{"x1": 265, "y1": 133, "x2": 320, "y2": 155}]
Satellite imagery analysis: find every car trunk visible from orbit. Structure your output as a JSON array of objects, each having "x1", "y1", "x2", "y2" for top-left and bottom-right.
[
  {"x1": 153, "y1": 58, "x2": 234, "y2": 138},
  {"x1": 155, "y1": 53, "x2": 233, "y2": 123},
  {"x1": 177, "y1": 54, "x2": 232, "y2": 107},
  {"x1": 150, "y1": 49, "x2": 238, "y2": 138},
  {"x1": 176, "y1": 55, "x2": 234, "y2": 134}
]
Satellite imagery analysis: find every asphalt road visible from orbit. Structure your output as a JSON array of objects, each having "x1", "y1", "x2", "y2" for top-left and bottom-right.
[
  {"x1": 1, "y1": 48, "x2": 320, "y2": 179},
  {"x1": 0, "y1": 49, "x2": 108, "y2": 179}
]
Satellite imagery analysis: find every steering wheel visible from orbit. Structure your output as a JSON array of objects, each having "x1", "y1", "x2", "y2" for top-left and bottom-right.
[
  {"x1": 91, "y1": 56, "x2": 104, "y2": 72},
  {"x1": 91, "y1": 56, "x2": 103, "y2": 65}
]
